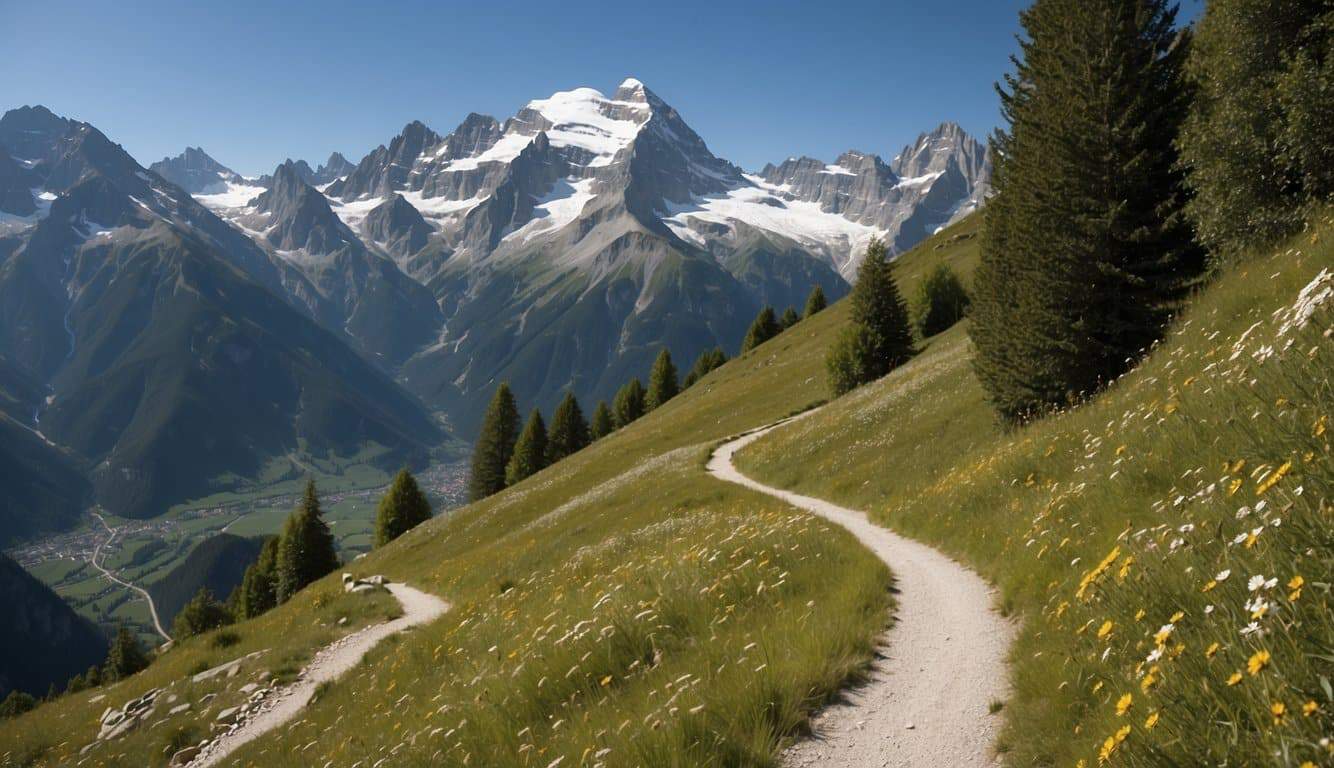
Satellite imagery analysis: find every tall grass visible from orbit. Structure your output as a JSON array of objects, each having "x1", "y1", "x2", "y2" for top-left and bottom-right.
[{"x1": 736, "y1": 213, "x2": 1333, "y2": 766}]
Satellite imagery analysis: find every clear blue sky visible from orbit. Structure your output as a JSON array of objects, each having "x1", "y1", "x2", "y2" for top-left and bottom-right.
[{"x1": 1, "y1": 0, "x2": 1200, "y2": 176}]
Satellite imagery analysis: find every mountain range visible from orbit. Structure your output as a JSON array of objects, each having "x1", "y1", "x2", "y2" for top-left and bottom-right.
[{"x1": 0, "y1": 78, "x2": 990, "y2": 539}]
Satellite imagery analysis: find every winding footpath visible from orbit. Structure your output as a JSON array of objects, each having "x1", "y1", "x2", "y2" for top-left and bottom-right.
[
  {"x1": 90, "y1": 512, "x2": 172, "y2": 643},
  {"x1": 190, "y1": 582, "x2": 449, "y2": 768},
  {"x1": 708, "y1": 418, "x2": 1015, "y2": 767}
]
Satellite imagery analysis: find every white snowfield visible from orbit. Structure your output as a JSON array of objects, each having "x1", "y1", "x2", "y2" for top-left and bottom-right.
[
  {"x1": 708, "y1": 418, "x2": 1014, "y2": 767},
  {"x1": 194, "y1": 180, "x2": 266, "y2": 210}
]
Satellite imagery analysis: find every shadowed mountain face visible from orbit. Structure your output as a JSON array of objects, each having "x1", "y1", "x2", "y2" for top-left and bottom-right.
[
  {"x1": 147, "y1": 533, "x2": 266, "y2": 625},
  {"x1": 199, "y1": 79, "x2": 988, "y2": 435},
  {"x1": 0, "y1": 552, "x2": 107, "y2": 697},
  {"x1": 0, "y1": 106, "x2": 444, "y2": 529},
  {"x1": 0, "y1": 85, "x2": 988, "y2": 535}
]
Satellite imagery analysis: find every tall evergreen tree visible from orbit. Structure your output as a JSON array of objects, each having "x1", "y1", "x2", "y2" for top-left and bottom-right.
[
  {"x1": 779, "y1": 306, "x2": 800, "y2": 330},
  {"x1": 374, "y1": 469, "x2": 433, "y2": 547},
  {"x1": 103, "y1": 625, "x2": 149, "y2": 681},
  {"x1": 913, "y1": 264, "x2": 971, "y2": 337},
  {"x1": 589, "y1": 401, "x2": 614, "y2": 440},
  {"x1": 612, "y1": 378, "x2": 646, "y2": 428},
  {"x1": 172, "y1": 587, "x2": 232, "y2": 639},
  {"x1": 1178, "y1": 0, "x2": 1333, "y2": 253},
  {"x1": 803, "y1": 284, "x2": 828, "y2": 318},
  {"x1": 506, "y1": 409, "x2": 549, "y2": 484},
  {"x1": 237, "y1": 536, "x2": 279, "y2": 619},
  {"x1": 741, "y1": 307, "x2": 781, "y2": 353},
  {"x1": 826, "y1": 239, "x2": 913, "y2": 395},
  {"x1": 970, "y1": 0, "x2": 1202, "y2": 423},
  {"x1": 275, "y1": 479, "x2": 339, "y2": 604},
  {"x1": 683, "y1": 347, "x2": 728, "y2": 387},
  {"x1": 468, "y1": 383, "x2": 520, "y2": 501},
  {"x1": 546, "y1": 392, "x2": 590, "y2": 463},
  {"x1": 645, "y1": 349, "x2": 680, "y2": 410}
]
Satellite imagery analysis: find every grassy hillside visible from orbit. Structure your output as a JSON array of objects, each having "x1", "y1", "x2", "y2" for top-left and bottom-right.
[
  {"x1": 0, "y1": 226, "x2": 908, "y2": 765},
  {"x1": 6, "y1": 210, "x2": 1322, "y2": 767},
  {"x1": 736, "y1": 213, "x2": 1333, "y2": 765}
]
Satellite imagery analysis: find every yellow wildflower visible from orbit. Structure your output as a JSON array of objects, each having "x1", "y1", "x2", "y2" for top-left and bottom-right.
[
  {"x1": 1256, "y1": 460, "x2": 1292, "y2": 495},
  {"x1": 1097, "y1": 620, "x2": 1114, "y2": 640},
  {"x1": 1315, "y1": 415, "x2": 1327, "y2": 437},
  {"x1": 1202, "y1": 579, "x2": 1218, "y2": 592},
  {"x1": 1302, "y1": 700, "x2": 1318, "y2": 716},
  {"x1": 1247, "y1": 649, "x2": 1271, "y2": 676},
  {"x1": 1144, "y1": 711, "x2": 1160, "y2": 730},
  {"x1": 1228, "y1": 458, "x2": 1246, "y2": 474},
  {"x1": 1116, "y1": 693, "x2": 1133, "y2": 715},
  {"x1": 1271, "y1": 701, "x2": 1287, "y2": 724},
  {"x1": 1288, "y1": 575, "x2": 1304, "y2": 601},
  {"x1": 1134, "y1": 608, "x2": 1146, "y2": 622},
  {"x1": 1227, "y1": 478, "x2": 1243, "y2": 496},
  {"x1": 1226, "y1": 671, "x2": 1243, "y2": 686},
  {"x1": 1205, "y1": 642, "x2": 1220, "y2": 659},
  {"x1": 1141, "y1": 666, "x2": 1160, "y2": 693},
  {"x1": 1093, "y1": 680, "x2": 1105, "y2": 693},
  {"x1": 1169, "y1": 610, "x2": 1184, "y2": 623}
]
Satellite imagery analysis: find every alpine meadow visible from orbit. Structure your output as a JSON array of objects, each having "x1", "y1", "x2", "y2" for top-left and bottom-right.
[{"x1": 0, "y1": 1, "x2": 1329, "y2": 768}]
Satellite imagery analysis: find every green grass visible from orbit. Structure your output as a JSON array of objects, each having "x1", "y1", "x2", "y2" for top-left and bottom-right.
[
  {"x1": 736, "y1": 212, "x2": 1333, "y2": 766},
  {"x1": 7, "y1": 209, "x2": 1322, "y2": 767},
  {"x1": 0, "y1": 261, "x2": 897, "y2": 766}
]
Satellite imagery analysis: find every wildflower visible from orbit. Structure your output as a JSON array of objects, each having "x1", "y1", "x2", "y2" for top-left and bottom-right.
[
  {"x1": 1216, "y1": 569, "x2": 1232, "y2": 582},
  {"x1": 1247, "y1": 649, "x2": 1271, "y2": 676},
  {"x1": 1226, "y1": 671, "x2": 1243, "y2": 686},
  {"x1": 1271, "y1": 701, "x2": 1287, "y2": 724},
  {"x1": 1227, "y1": 478, "x2": 1243, "y2": 496},
  {"x1": 1256, "y1": 460, "x2": 1292, "y2": 495},
  {"x1": 1288, "y1": 575, "x2": 1305, "y2": 601},
  {"x1": 1154, "y1": 624, "x2": 1175, "y2": 646},
  {"x1": 1169, "y1": 611, "x2": 1184, "y2": 623},
  {"x1": 1134, "y1": 608, "x2": 1146, "y2": 622},
  {"x1": 1202, "y1": 580, "x2": 1217, "y2": 593},
  {"x1": 1241, "y1": 621, "x2": 1263, "y2": 637},
  {"x1": 1204, "y1": 604, "x2": 1214, "y2": 614},
  {"x1": 1303, "y1": 700, "x2": 1319, "y2": 716},
  {"x1": 1144, "y1": 711, "x2": 1160, "y2": 729},
  {"x1": 1248, "y1": 575, "x2": 1268, "y2": 591},
  {"x1": 1097, "y1": 620, "x2": 1114, "y2": 640},
  {"x1": 1116, "y1": 693, "x2": 1133, "y2": 715},
  {"x1": 1140, "y1": 666, "x2": 1160, "y2": 692}
]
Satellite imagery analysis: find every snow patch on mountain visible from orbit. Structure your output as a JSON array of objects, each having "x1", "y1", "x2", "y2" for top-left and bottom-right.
[
  {"x1": 195, "y1": 181, "x2": 266, "y2": 210},
  {"x1": 505, "y1": 178, "x2": 597, "y2": 245}
]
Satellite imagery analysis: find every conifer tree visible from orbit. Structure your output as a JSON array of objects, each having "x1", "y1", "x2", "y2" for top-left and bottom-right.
[
  {"x1": 546, "y1": 392, "x2": 590, "y2": 463},
  {"x1": 683, "y1": 347, "x2": 728, "y2": 387},
  {"x1": 0, "y1": 691, "x2": 36, "y2": 719},
  {"x1": 741, "y1": 307, "x2": 781, "y2": 353},
  {"x1": 84, "y1": 664, "x2": 101, "y2": 688},
  {"x1": 468, "y1": 383, "x2": 520, "y2": 501},
  {"x1": 970, "y1": 0, "x2": 1201, "y2": 423},
  {"x1": 612, "y1": 378, "x2": 646, "y2": 428},
  {"x1": 1178, "y1": 0, "x2": 1333, "y2": 253},
  {"x1": 645, "y1": 349, "x2": 679, "y2": 410},
  {"x1": 65, "y1": 672, "x2": 86, "y2": 694},
  {"x1": 237, "y1": 536, "x2": 278, "y2": 619},
  {"x1": 913, "y1": 264, "x2": 971, "y2": 337},
  {"x1": 103, "y1": 625, "x2": 149, "y2": 681},
  {"x1": 589, "y1": 401, "x2": 614, "y2": 440},
  {"x1": 803, "y1": 284, "x2": 828, "y2": 318},
  {"x1": 780, "y1": 307, "x2": 800, "y2": 330},
  {"x1": 506, "y1": 409, "x2": 549, "y2": 484},
  {"x1": 172, "y1": 587, "x2": 233, "y2": 639},
  {"x1": 374, "y1": 469, "x2": 433, "y2": 547},
  {"x1": 275, "y1": 479, "x2": 339, "y2": 603},
  {"x1": 826, "y1": 239, "x2": 913, "y2": 395}
]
